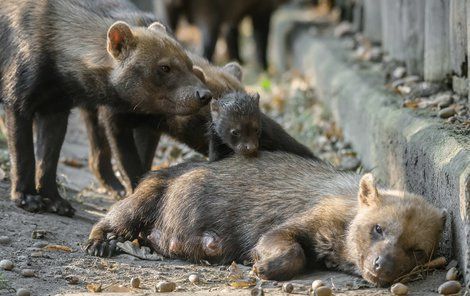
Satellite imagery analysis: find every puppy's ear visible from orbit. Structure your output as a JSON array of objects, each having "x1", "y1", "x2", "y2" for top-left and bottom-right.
[
  {"x1": 107, "y1": 21, "x2": 136, "y2": 60},
  {"x1": 210, "y1": 99, "x2": 220, "y2": 118},
  {"x1": 252, "y1": 93, "x2": 260, "y2": 105},
  {"x1": 223, "y1": 62, "x2": 243, "y2": 82},
  {"x1": 148, "y1": 21, "x2": 167, "y2": 33}
]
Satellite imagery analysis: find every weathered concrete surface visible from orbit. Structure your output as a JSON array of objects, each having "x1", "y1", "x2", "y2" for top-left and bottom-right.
[{"x1": 292, "y1": 33, "x2": 470, "y2": 290}]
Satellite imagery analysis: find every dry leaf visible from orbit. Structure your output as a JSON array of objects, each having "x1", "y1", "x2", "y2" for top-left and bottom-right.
[
  {"x1": 227, "y1": 261, "x2": 243, "y2": 280},
  {"x1": 131, "y1": 239, "x2": 140, "y2": 247},
  {"x1": 424, "y1": 256, "x2": 446, "y2": 269},
  {"x1": 43, "y1": 244, "x2": 73, "y2": 252},
  {"x1": 403, "y1": 100, "x2": 419, "y2": 109},
  {"x1": 95, "y1": 260, "x2": 118, "y2": 271},
  {"x1": 61, "y1": 158, "x2": 84, "y2": 168},
  {"x1": 229, "y1": 279, "x2": 256, "y2": 288},
  {"x1": 86, "y1": 283, "x2": 102, "y2": 293},
  {"x1": 151, "y1": 162, "x2": 169, "y2": 171}
]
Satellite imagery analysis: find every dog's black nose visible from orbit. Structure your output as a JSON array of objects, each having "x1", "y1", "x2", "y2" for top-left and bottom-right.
[{"x1": 197, "y1": 89, "x2": 212, "y2": 104}]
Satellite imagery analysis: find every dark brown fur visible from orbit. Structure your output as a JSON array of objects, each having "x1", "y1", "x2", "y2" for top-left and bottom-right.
[
  {"x1": 0, "y1": 0, "x2": 211, "y2": 215},
  {"x1": 208, "y1": 92, "x2": 317, "y2": 161},
  {"x1": 86, "y1": 152, "x2": 445, "y2": 285}
]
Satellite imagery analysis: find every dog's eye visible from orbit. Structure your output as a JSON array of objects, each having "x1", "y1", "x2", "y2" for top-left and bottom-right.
[
  {"x1": 374, "y1": 224, "x2": 383, "y2": 235},
  {"x1": 160, "y1": 65, "x2": 171, "y2": 73},
  {"x1": 231, "y1": 129, "x2": 240, "y2": 137}
]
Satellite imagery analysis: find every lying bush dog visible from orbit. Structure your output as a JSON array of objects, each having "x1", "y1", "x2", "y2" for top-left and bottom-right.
[{"x1": 86, "y1": 152, "x2": 445, "y2": 285}]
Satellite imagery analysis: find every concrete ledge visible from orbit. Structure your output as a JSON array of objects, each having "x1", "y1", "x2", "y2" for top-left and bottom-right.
[{"x1": 291, "y1": 33, "x2": 470, "y2": 289}]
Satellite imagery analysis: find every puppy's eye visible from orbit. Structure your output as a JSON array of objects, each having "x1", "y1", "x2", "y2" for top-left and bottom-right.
[
  {"x1": 160, "y1": 65, "x2": 171, "y2": 73},
  {"x1": 374, "y1": 224, "x2": 383, "y2": 235},
  {"x1": 231, "y1": 129, "x2": 240, "y2": 137}
]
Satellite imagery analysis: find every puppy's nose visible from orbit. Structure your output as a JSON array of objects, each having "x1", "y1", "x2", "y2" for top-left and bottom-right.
[
  {"x1": 196, "y1": 89, "x2": 212, "y2": 104},
  {"x1": 245, "y1": 143, "x2": 258, "y2": 154}
]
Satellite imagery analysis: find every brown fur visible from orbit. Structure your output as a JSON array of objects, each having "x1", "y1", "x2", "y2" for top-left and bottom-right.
[{"x1": 86, "y1": 152, "x2": 445, "y2": 285}]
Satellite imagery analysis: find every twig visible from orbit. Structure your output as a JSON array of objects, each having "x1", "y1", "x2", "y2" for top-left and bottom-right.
[{"x1": 394, "y1": 256, "x2": 447, "y2": 284}]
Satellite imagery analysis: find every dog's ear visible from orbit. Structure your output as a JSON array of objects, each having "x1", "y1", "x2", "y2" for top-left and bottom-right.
[
  {"x1": 224, "y1": 62, "x2": 243, "y2": 82},
  {"x1": 107, "y1": 21, "x2": 136, "y2": 60}
]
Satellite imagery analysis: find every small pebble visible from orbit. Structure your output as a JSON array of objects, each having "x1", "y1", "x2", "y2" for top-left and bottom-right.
[
  {"x1": 311, "y1": 280, "x2": 325, "y2": 290},
  {"x1": 397, "y1": 85, "x2": 411, "y2": 95},
  {"x1": 251, "y1": 287, "x2": 264, "y2": 296},
  {"x1": 446, "y1": 267, "x2": 459, "y2": 281},
  {"x1": 390, "y1": 282, "x2": 408, "y2": 295},
  {"x1": 31, "y1": 230, "x2": 47, "y2": 239},
  {"x1": 130, "y1": 277, "x2": 140, "y2": 288},
  {"x1": 17, "y1": 256, "x2": 28, "y2": 261},
  {"x1": 32, "y1": 242, "x2": 48, "y2": 248},
  {"x1": 282, "y1": 282, "x2": 294, "y2": 293},
  {"x1": 315, "y1": 286, "x2": 332, "y2": 296},
  {"x1": 437, "y1": 280, "x2": 461, "y2": 295},
  {"x1": 457, "y1": 110, "x2": 468, "y2": 116},
  {"x1": 439, "y1": 107, "x2": 456, "y2": 119},
  {"x1": 0, "y1": 236, "x2": 11, "y2": 245},
  {"x1": 447, "y1": 116, "x2": 457, "y2": 123},
  {"x1": 65, "y1": 275, "x2": 79, "y2": 285},
  {"x1": 0, "y1": 259, "x2": 14, "y2": 271},
  {"x1": 334, "y1": 22, "x2": 353, "y2": 37},
  {"x1": 16, "y1": 288, "x2": 30, "y2": 296},
  {"x1": 438, "y1": 100, "x2": 453, "y2": 109},
  {"x1": 435, "y1": 94, "x2": 453, "y2": 109},
  {"x1": 188, "y1": 273, "x2": 200, "y2": 284},
  {"x1": 155, "y1": 281, "x2": 176, "y2": 292},
  {"x1": 368, "y1": 47, "x2": 382, "y2": 62},
  {"x1": 446, "y1": 260, "x2": 458, "y2": 269},
  {"x1": 21, "y1": 269, "x2": 35, "y2": 277},
  {"x1": 392, "y1": 67, "x2": 406, "y2": 80},
  {"x1": 30, "y1": 251, "x2": 43, "y2": 258}
]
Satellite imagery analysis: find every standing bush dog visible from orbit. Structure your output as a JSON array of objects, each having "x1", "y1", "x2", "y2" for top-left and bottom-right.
[
  {"x1": 0, "y1": 0, "x2": 211, "y2": 216},
  {"x1": 86, "y1": 152, "x2": 445, "y2": 285}
]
